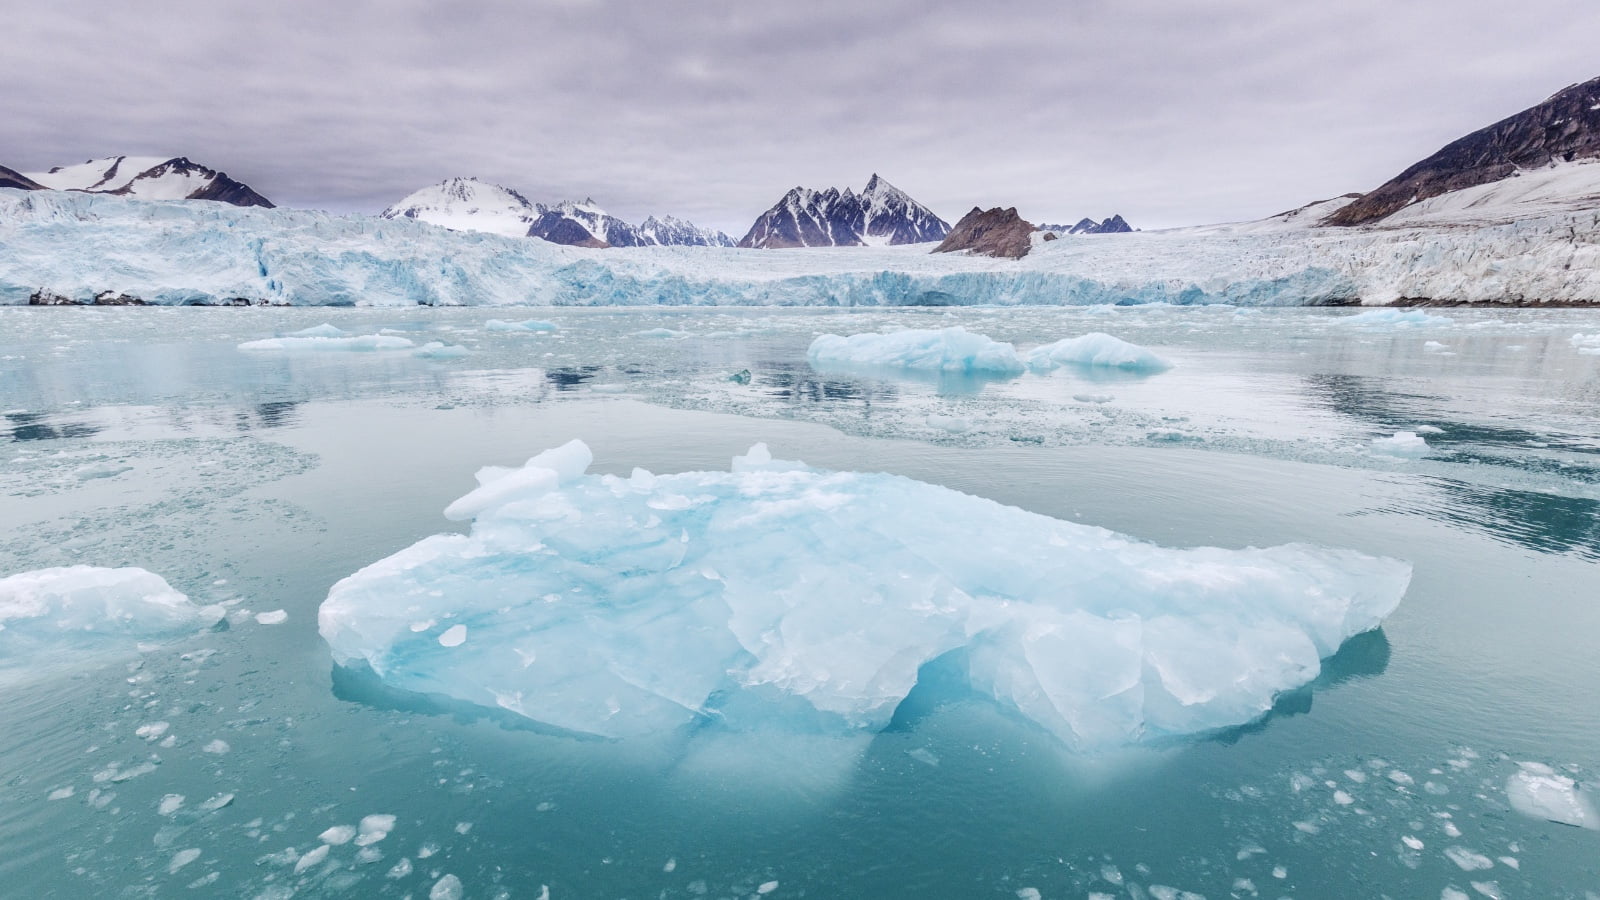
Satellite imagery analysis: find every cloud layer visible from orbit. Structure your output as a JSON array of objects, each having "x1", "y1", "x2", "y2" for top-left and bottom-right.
[{"x1": 4, "y1": 1, "x2": 1597, "y2": 231}]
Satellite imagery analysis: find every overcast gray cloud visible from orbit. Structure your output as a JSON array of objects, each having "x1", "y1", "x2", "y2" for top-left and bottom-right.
[{"x1": 4, "y1": 0, "x2": 1597, "y2": 233}]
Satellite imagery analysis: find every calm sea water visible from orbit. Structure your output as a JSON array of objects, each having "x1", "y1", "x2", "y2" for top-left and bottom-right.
[{"x1": 1, "y1": 305, "x2": 1597, "y2": 899}]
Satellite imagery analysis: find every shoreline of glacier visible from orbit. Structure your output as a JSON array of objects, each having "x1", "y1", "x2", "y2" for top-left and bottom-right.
[{"x1": 4, "y1": 188, "x2": 1599, "y2": 308}]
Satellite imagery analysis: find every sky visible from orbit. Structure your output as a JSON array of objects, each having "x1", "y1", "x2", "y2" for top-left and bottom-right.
[{"x1": 4, "y1": 0, "x2": 1598, "y2": 234}]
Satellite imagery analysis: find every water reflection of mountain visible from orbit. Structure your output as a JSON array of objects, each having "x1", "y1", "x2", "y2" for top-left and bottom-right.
[{"x1": 4, "y1": 412, "x2": 104, "y2": 442}]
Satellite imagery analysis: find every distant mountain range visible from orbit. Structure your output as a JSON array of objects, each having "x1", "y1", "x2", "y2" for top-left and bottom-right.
[
  {"x1": 1038, "y1": 215, "x2": 1134, "y2": 235},
  {"x1": 18, "y1": 156, "x2": 272, "y2": 207},
  {"x1": 381, "y1": 177, "x2": 734, "y2": 247},
  {"x1": 1326, "y1": 75, "x2": 1600, "y2": 226},
  {"x1": 738, "y1": 174, "x2": 950, "y2": 248}
]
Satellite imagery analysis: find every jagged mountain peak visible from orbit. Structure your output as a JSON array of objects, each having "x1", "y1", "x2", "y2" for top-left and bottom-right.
[{"x1": 739, "y1": 176, "x2": 949, "y2": 249}]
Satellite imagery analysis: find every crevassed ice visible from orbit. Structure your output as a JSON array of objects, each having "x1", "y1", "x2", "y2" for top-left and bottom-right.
[
  {"x1": 319, "y1": 442, "x2": 1410, "y2": 749},
  {"x1": 807, "y1": 327, "x2": 1025, "y2": 374},
  {"x1": 0, "y1": 566, "x2": 218, "y2": 656}
]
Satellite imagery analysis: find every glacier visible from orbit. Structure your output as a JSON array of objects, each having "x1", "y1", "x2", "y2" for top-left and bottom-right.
[
  {"x1": 3, "y1": 187, "x2": 1599, "y2": 307},
  {"x1": 0, "y1": 566, "x2": 220, "y2": 661},
  {"x1": 318, "y1": 441, "x2": 1411, "y2": 750}
]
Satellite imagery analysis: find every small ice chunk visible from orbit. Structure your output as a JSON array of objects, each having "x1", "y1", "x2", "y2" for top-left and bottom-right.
[
  {"x1": 199, "y1": 793, "x2": 234, "y2": 811},
  {"x1": 925, "y1": 414, "x2": 972, "y2": 433},
  {"x1": 136, "y1": 721, "x2": 170, "y2": 741},
  {"x1": 414, "y1": 342, "x2": 470, "y2": 359},
  {"x1": 1015, "y1": 889, "x2": 1040, "y2": 900},
  {"x1": 158, "y1": 794, "x2": 185, "y2": 815},
  {"x1": 287, "y1": 323, "x2": 347, "y2": 338},
  {"x1": 1339, "y1": 309, "x2": 1450, "y2": 327},
  {"x1": 320, "y1": 825, "x2": 357, "y2": 845},
  {"x1": 1424, "y1": 341, "x2": 1450, "y2": 352},
  {"x1": 386, "y1": 858, "x2": 413, "y2": 879},
  {"x1": 294, "y1": 843, "x2": 329, "y2": 873},
  {"x1": 438, "y1": 625, "x2": 467, "y2": 648},
  {"x1": 1441, "y1": 889, "x2": 1469, "y2": 900},
  {"x1": 487, "y1": 319, "x2": 556, "y2": 332},
  {"x1": 907, "y1": 748, "x2": 940, "y2": 766},
  {"x1": 430, "y1": 874, "x2": 464, "y2": 900},
  {"x1": 168, "y1": 848, "x2": 201, "y2": 873},
  {"x1": 356, "y1": 813, "x2": 396, "y2": 845},
  {"x1": 1333, "y1": 790, "x2": 1354, "y2": 806},
  {"x1": 1505, "y1": 761, "x2": 1597, "y2": 828},
  {"x1": 1371, "y1": 431, "x2": 1430, "y2": 458},
  {"x1": 1444, "y1": 847, "x2": 1494, "y2": 871},
  {"x1": 1470, "y1": 881, "x2": 1503, "y2": 899},
  {"x1": 255, "y1": 609, "x2": 288, "y2": 625},
  {"x1": 203, "y1": 739, "x2": 230, "y2": 754},
  {"x1": 0, "y1": 566, "x2": 219, "y2": 654},
  {"x1": 757, "y1": 882, "x2": 779, "y2": 895},
  {"x1": 1402, "y1": 835, "x2": 1424, "y2": 850},
  {"x1": 47, "y1": 786, "x2": 74, "y2": 801},
  {"x1": 663, "y1": 858, "x2": 677, "y2": 872}
]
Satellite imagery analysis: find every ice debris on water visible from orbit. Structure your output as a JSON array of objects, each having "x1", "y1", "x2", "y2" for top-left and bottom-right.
[
  {"x1": 1370, "y1": 431, "x2": 1431, "y2": 458},
  {"x1": 319, "y1": 439, "x2": 1411, "y2": 749},
  {"x1": 431, "y1": 873, "x2": 464, "y2": 900},
  {"x1": 1505, "y1": 761, "x2": 1597, "y2": 829},
  {"x1": 255, "y1": 609, "x2": 288, "y2": 625},
  {"x1": 286, "y1": 323, "x2": 347, "y2": 338},
  {"x1": 414, "y1": 342, "x2": 470, "y2": 359},
  {"x1": 1339, "y1": 309, "x2": 1451, "y2": 327},
  {"x1": 237, "y1": 334, "x2": 416, "y2": 351},
  {"x1": 808, "y1": 327, "x2": 1025, "y2": 375},
  {"x1": 0, "y1": 566, "x2": 220, "y2": 657},
  {"x1": 486, "y1": 318, "x2": 556, "y2": 332}
]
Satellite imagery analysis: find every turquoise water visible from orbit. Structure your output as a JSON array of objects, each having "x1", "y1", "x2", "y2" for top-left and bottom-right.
[{"x1": 1, "y1": 305, "x2": 1597, "y2": 899}]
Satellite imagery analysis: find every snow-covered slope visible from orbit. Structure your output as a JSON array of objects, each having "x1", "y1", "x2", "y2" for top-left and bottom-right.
[
  {"x1": 379, "y1": 177, "x2": 542, "y2": 238},
  {"x1": 739, "y1": 175, "x2": 950, "y2": 248},
  {"x1": 637, "y1": 215, "x2": 736, "y2": 247},
  {"x1": 527, "y1": 199, "x2": 641, "y2": 247},
  {"x1": 1374, "y1": 159, "x2": 1600, "y2": 227},
  {"x1": 3, "y1": 187, "x2": 1599, "y2": 307},
  {"x1": 23, "y1": 156, "x2": 273, "y2": 207}
]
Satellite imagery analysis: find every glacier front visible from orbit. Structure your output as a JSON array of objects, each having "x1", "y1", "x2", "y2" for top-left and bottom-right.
[{"x1": 319, "y1": 441, "x2": 1410, "y2": 750}]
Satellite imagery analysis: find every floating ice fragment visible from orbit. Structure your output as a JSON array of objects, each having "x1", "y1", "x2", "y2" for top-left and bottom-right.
[
  {"x1": 635, "y1": 327, "x2": 691, "y2": 338},
  {"x1": 757, "y1": 881, "x2": 779, "y2": 895},
  {"x1": 663, "y1": 858, "x2": 676, "y2": 872},
  {"x1": 1470, "y1": 881, "x2": 1503, "y2": 899},
  {"x1": 1441, "y1": 889, "x2": 1469, "y2": 900},
  {"x1": 386, "y1": 858, "x2": 413, "y2": 879},
  {"x1": 1415, "y1": 425, "x2": 1444, "y2": 435},
  {"x1": 136, "y1": 721, "x2": 170, "y2": 741},
  {"x1": 255, "y1": 610, "x2": 288, "y2": 625},
  {"x1": 47, "y1": 786, "x2": 74, "y2": 800},
  {"x1": 158, "y1": 794, "x2": 184, "y2": 815},
  {"x1": 294, "y1": 843, "x2": 329, "y2": 873},
  {"x1": 1505, "y1": 761, "x2": 1597, "y2": 828},
  {"x1": 1424, "y1": 341, "x2": 1450, "y2": 352},
  {"x1": 438, "y1": 625, "x2": 467, "y2": 648},
  {"x1": 1333, "y1": 790, "x2": 1354, "y2": 806},
  {"x1": 0, "y1": 566, "x2": 219, "y2": 658},
  {"x1": 320, "y1": 825, "x2": 357, "y2": 845},
  {"x1": 199, "y1": 793, "x2": 234, "y2": 811},
  {"x1": 203, "y1": 739, "x2": 230, "y2": 754},
  {"x1": 807, "y1": 327, "x2": 1025, "y2": 375},
  {"x1": 925, "y1": 414, "x2": 972, "y2": 433},
  {"x1": 1402, "y1": 835, "x2": 1424, "y2": 850},
  {"x1": 168, "y1": 848, "x2": 201, "y2": 873},
  {"x1": 238, "y1": 335, "x2": 414, "y2": 352},
  {"x1": 1339, "y1": 309, "x2": 1450, "y2": 327},
  {"x1": 356, "y1": 813, "x2": 396, "y2": 845},
  {"x1": 1371, "y1": 431, "x2": 1431, "y2": 458},
  {"x1": 319, "y1": 441, "x2": 1410, "y2": 750},
  {"x1": 415, "y1": 342, "x2": 470, "y2": 359},
  {"x1": 430, "y1": 874, "x2": 464, "y2": 900},
  {"x1": 1026, "y1": 333, "x2": 1171, "y2": 372},
  {"x1": 287, "y1": 323, "x2": 347, "y2": 338},
  {"x1": 907, "y1": 748, "x2": 940, "y2": 767},
  {"x1": 1015, "y1": 889, "x2": 1040, "y2": 900},
  {"x1": 486, "y1": 319, "x2": 556, "y2": 332},
  {"x1": 1444, "y1": 847, "x2": 1494, "y2": 871}
]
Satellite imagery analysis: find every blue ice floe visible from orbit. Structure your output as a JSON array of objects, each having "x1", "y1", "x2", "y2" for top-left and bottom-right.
[
  {"x1": 319, "y1": 442, "x2": 1410, "y2": 750},
  {"x1": 807, "y1": 327, "x2": 1025, "y2": 375},
  {"x1": 1337, "y1": 309, "x2": 1451, "y2": 327},
  {"x1": 1025, "y1": 333, "x2": 1172, "y2": 372},
  {"x1": 485, "y1": 319, "x2": 557, "y2": 332},
  {"x1": 0, "y1": 566, "x2": 220, "y2": 662},
  {"x1": 238, "y1": 334, "x2": 415, "y2": 351}
]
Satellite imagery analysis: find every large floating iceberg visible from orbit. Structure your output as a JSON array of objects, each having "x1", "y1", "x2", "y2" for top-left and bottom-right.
[
  {"x1": 319, "y1": 442, "x2": 1410, "y2": 750},
  {"x1": 0, "y1": 566, "x2": 219, "y2": 660},
  {"x1": 807, "y1": 327, "x2": 1025, "y2": 375}
]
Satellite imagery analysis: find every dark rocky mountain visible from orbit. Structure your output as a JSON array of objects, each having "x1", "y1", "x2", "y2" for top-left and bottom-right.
[
  {"x1": 24, "y1": 155, "x2": 273, "y2": 207},
  {"x1": 738, "y1": 174, "x2": 950, "y2": 248},
  {"x1": 1039, "y1": 214, "x2": 1134, "y2": 235},
  {"x1": 529, "y1": 201, "x2": 735, "y2": 248},
  {"x1": 0, "y1": 165, "x2": 44, "y2": 190},
  {"x1": 932, "y1": 207, "x2": 1037, "y2": 259},
  {"x1": 1326, "y1": 75, "x2": 1600, "y2": 226}
]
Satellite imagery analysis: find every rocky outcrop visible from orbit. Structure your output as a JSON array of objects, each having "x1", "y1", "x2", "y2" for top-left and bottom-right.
[
  {"x1": 739, "y1": 174, "x2": 950, "y2": 248},
  {"x1": 931, "y1": 207, "x2": 1036, "y2": 259},
  {"x1": 0, "y1": 165, "x2": 44, "y2": 190},
  {"x1": 1326, "y1": 75, "x2": 1600, "y2": 226}
]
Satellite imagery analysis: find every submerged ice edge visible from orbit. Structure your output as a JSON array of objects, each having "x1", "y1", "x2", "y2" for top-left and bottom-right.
[{"x1": 318, "y1": 440, "x2": 1411, "y2": 751}]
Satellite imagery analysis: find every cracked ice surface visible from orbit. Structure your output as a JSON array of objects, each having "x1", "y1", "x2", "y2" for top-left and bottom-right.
[{"x1": 319, "y1": 441, "x2": 1410, "y2": 749}]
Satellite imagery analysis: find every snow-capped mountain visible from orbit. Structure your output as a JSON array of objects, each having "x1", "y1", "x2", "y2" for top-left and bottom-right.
[
  {"x1": 0, "y1": 165, "x2": 44, "y2": 191},
  {"x1": 380, "y1": 177, "x2": 542, "y2": 239},
  {"x1": 23, "y1": 156, "x2": 273, "y2": 207},
  {"x1": 1040, "y1": 215, "x2": 1134, "y2": 235},
  {"x1": 1327, "y1": 74, "x2": 1600, "y2": 226},
  {"x1": 636, "y1": 215, "x2": 736, "y2": 247},
  {"x1": 738, "y1": 174, "x2": 950, "y2": 248},
  {"x1": 382, "y1": 181, "x2": 733, "y2": 248}
]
